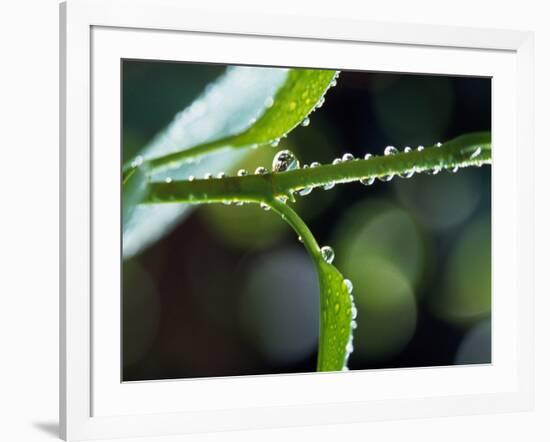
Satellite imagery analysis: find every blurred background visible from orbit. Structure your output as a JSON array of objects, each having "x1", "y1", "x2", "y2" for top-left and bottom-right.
[{"x1": 122, "y1": 61, "x2": 491, "y2": 381}]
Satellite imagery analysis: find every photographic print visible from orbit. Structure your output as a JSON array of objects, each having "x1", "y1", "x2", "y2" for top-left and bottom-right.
[{"x1": 122, "y1": 61, "x2": 491, "y2": 382}]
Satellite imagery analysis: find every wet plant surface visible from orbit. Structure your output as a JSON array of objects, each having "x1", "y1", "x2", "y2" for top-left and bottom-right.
[{"x1": 122, "y1": 62, "x2": 491, "y2": 381}]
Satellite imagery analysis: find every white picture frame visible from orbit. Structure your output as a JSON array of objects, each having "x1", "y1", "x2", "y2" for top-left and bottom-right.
[{"x1": 60, "y1": 0, "x2": 534, "y2": 440}]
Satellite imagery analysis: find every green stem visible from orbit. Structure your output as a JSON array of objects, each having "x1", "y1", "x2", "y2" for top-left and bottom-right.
[
  {"x1": 142, "y1": 132, "x2": 490, "y2": 205},
  {"x1": 269, "y1": 198, "x2": 321, "y2": 261}
]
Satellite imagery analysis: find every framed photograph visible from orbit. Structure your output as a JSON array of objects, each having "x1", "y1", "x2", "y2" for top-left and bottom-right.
[{"x1": 60, "y1": 0, "x2": 534, "y2": 440}]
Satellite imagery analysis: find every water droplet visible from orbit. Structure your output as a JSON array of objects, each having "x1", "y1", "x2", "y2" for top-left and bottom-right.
[
  {"x1": 204, "y1": 173, "x2": 213, "y2": 179},
  {"x1": 470, "y1": 147, "x2": 482, "y2": 159},
  {"x1": 403, "y1": 169, "x2": 415, "y2": 179},
  {"x1": 404, "y1": 146, "x2": 412, "y2": 153},
  {"x1": 379, "y1": 174, "x2": 394, "y2": 182},
  {"x1": 351, "y1": 304, "x2": 358, "y2": 320},
  {"x1": 360, "y1": 177, "x2": 375, "y2": 186},
  {"x1": 342, "y1": 153, "x2": 355, "y2": 162},
  {"x1": 310, "y1": 161, "x2": 321, "y2": 168},
  {"x1": 297, "y1": 235, "x2": 303, "y2": 243},
  {"x1": 260, "y1": 202, "x2": 270, "y2": 211},
  {"x1": 302, "y1": 164, "x2": 309, "y2": 169},
  {"x1": 131, "y1": 155, "x2": 143, "y2": 168},
  {"x1": 264, "y1": 96, "x2": 274, "y2": 108},
  {"x1": 271, "y1": 138, "x2": 280, "y2": 147},
  {"x1": 255, "y1": 166, "x2": 268, "y2": 175},
  {"x1": 429, "y1": 167, "x2": 441, "y2": 175},
  {"x1": 323, "y1": 181, "x2": 335, "y2": 190},
  {"x1": 217, "y1": 172, "x2": 225, "y2": 179},
  {"x1": 344, "y1": 279, "x2": 353, "y2": 293},
  {"x1": 333, "y1": 158, "x2": 342, "y2": 165},
  {"x1": 364, "y1": 153, "x2": 372, "y2": 160},
  {"x1": 301, "y1": 117, "x2": 310, "y2": 127},
  {"x1": 316, "y1": 96, "x2": 325, "y2": 109},
  {"x1": 451, "y1": 166, "x2": 459, "y2": 173},
  {"x1": 298, "y1": 187, "x2": 312, "y2": 196},
  {"x1": 384, "y1": 146, "x2": 398, "y2": 156},
  {"x1": 237, "y1": 169, "x2": 248, "y2": 177},
  {"x1": 164, "y1": 177, "x2": 172, "y2": 183},
  {"x1": 351, "y1": 320, "x2": 357, "y2": 330},
  {"x1": 188, "y1": 175, "x2": 195, "y2": 182},
  {"x1": 330, "y1": 79, "x2": 338, "y2": 87},
  {"x1": 436, "y1": 142, "x2": 443, "y2": 148},
  {"x1": 272, "y1": 150, "x2": 300, "y2": 172},
  {"x1": 417, "y1": 145, "x2": 425, "y2": 152},
  {"x1": 320, "y1": 246, "x2": 335, "y2": 264}
]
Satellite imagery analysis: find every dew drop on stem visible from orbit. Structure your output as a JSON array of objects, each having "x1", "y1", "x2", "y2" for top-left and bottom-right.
[
  {"x1": 255, "y1": 166, "x2": 268, "y2": 175},
  {"x1": 272, "y1": 150, "x2": 300, "y2": 172},
  {"x1": 320, "y1": 246, "x2": 335, "y2": 264},
  {"x1": 342, "y1": 153, "x2": 355, "y2": 162},
  {"x1": 301, "y1": 117, "x2": 310, "y2": 127},
  {"x1": 237, "y1": 169, "x2": 248, "y2": 177}
]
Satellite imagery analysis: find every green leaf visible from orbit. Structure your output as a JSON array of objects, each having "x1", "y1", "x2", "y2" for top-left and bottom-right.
[
  {"x1": 268, "y1": 198, "x2": 354, "y2": 372},
  {"x1": 124, "y1": 67, "x2": 337, "y2": 258},
  {"x1": 317, "y1": 260, "x2": 354, "y2": 371},
  {"x1": 146, "y1": 68, "x2": 337, "y2": 172}
]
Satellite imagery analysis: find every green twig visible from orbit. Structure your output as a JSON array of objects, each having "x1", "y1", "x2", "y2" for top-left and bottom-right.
[{"x1": 142, "y1": 132, "x2": 491, "y2": 205}]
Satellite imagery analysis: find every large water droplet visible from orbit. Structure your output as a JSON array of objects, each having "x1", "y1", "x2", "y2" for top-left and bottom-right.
[
  {"x1": 320, "y1": 246, "x2": 335, "y2": 264},
  {"x1": 255, "y1": 166, "x2": 268, "y2": 175},
  {"x1": 272, "y1": 150, "x2": 300, "y2": 172},
  {"x1": 384, "y1": 146, "x2": 398, "y2": 156},
  {"x1": 310, "y1": 161, "x2": 321, "y2": 168},
  {"x1": 342, "y1": 153, "x2": 355, "y2": 162}
]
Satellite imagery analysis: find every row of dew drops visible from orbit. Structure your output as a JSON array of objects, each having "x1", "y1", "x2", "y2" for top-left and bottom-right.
[{"x1": 147, "y1": 141, "x2": 483, "y2": 208}]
